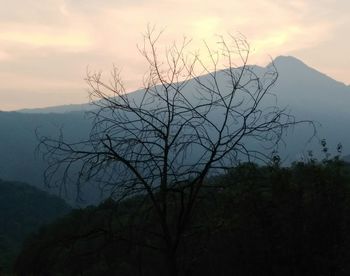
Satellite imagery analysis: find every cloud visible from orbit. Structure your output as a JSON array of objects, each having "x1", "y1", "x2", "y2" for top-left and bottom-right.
[
  {"x1": 0, "y1": 50, "x2": 11, "y2": 61},
  {"x1": 0, "y1": 0, "x2": 349, "y2": 110},
  {"x1": 0, "y1": 24, "x2": 93, "y2": 52}
]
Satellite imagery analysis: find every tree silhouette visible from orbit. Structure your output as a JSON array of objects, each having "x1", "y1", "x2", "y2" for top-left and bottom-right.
[{"x1": 39, "y1": 28, "x2": 307, "y2": 275}]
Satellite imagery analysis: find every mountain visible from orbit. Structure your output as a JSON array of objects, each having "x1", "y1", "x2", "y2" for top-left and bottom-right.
[
  {"x1": 18, "y1": 103, "x2": 95, "y2": 114},
  {"x1": 272, "y1": 56, "x2": 349, "y2": 113},
  {"x1": 0, "y1": 111, "x2": 93, "y2": 203},
  {"x1": 344, "y1": 155, "x2": 350, "y2": 163},
  {"x1": 270, "y1": 56, "x2": 350, "y2": 159},
  {"x1": 0, "y1": 56, "x2": 349, "y2": 203}
]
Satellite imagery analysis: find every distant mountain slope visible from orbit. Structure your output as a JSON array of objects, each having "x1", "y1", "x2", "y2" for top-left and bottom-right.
[
  {"x1": 272, "y1": 56, "x2": 349, "y2": 112},
  {"x1": 344, "y1": 155, "x2": 350, "y2": 163},
  {"x1": 15, "y1": 55, "x2": 350, "y2": 116},
  {"x1": 18, "y1": 103, "x2": 95, "y2": 114},
  {"x1": 0, "y1": 179, "x2": 70, "y2": 272},
  {"x1": 1, "y1": 55, "x2": 349, "y2": 203},
  {"x1": 270, "y1": 56, "x2": 350, "y2": 159},
  {"x1": 0, "y1": 111, "x2": 93, "y2": 202}
]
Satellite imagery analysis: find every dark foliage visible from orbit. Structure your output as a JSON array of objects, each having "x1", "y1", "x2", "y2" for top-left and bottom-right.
[
  {"x1": 14, "y1": 158, "x2": 350, "y2": 275},
  {"x1": 0, "y1": 179, "x2": 71, "y2": 273}
]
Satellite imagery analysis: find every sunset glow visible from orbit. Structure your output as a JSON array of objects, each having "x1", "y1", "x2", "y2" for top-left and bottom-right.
[{"x1": 0, "y1": 0, "x2": 349, "y2": 110}]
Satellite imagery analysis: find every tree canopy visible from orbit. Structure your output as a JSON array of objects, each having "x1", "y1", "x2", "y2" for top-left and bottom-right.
[{"x1": 15, "y1": 158, "x2": 350, "y2": 275}]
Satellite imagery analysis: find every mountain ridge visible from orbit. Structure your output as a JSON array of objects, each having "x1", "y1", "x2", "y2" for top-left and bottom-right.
[
  {"x1": 1, "y1": 55, "x2": 349, "y2": 204},
  {"x1": 15, "y1": 55, "x2": 350, "y2": 114}
]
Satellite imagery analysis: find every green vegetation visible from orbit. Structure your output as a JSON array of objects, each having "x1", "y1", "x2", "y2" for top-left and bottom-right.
[
  {"x1": 0, "y1": 179, "x2": 71, "y2": 273},
  {"x1": 14, "y1": 158, "x2": 350, "y2": 275}
]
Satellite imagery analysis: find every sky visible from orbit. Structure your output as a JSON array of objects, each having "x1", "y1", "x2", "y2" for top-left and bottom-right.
[{"x1": 0, "y1": 0, "x2": 349, "y2": 111}]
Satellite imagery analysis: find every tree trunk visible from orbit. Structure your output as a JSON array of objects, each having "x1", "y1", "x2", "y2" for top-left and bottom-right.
[{"x1": 165, "y1": 251, "x2": 179, "y2": 276}]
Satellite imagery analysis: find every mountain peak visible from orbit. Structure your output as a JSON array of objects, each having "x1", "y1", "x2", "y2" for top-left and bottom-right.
[
  {"x1": 271, "y1": 55, "x2": 347, "y2": 88},
  {"x1": 272, "y1": 55, "x2": 307, "y2": 67}
]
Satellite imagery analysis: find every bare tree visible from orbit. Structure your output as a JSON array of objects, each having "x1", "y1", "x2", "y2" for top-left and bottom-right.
[{"x1": 39, "y1": 28, "x2": 305, "y2": 275}]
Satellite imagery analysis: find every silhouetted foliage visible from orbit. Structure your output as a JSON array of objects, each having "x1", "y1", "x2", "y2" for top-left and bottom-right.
[
  {"x1": 15, "y1": 158, "x2": 350, "y2": 275},
  {"x1": 0, "y1": 179, "x2": 70, "y2": 273}
]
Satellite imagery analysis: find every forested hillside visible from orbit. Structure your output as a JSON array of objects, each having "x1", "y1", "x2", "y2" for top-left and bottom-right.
[
  {"x1": 0, "y1": 179, "x2": 71, "y2": 273},
  {"x1": 14, "y1": 158, "x2": 350, "y2": 275}
]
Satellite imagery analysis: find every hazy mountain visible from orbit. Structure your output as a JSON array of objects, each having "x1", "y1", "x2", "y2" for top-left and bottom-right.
[
  {"x1": 344, "y1": 155, "x2": 350, "y2": 163},
  {"x1": 0, "y1": 111, "x2": 93, "y2": 203},
  {"x1": 270, "y1": 56, "x2": 350, "y2": 159},
  {"x1": 18, "y1": 103, "x2": 95, "y2": 114},
  {"x1": 1, "y1": 56, "x2": 349, "y2": 204},
  {"x1": 272, "y1": 56, "x2": 349, "y2": 113}
]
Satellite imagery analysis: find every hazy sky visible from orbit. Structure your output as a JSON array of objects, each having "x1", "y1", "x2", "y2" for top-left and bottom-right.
[{"x1": 0, "y1": 0, "x2": 349, "y2": 110}]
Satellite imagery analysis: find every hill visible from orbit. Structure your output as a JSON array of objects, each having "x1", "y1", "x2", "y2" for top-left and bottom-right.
[
  {"x1": 0, "y1": 111, "x2": 95, "y2": 203},
  {"x1": 14, "y1": 160, "x2": 350, "y2": 275},
  {"x1": 0, "y1": 179, "x2": 71, "y2": 272}
]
